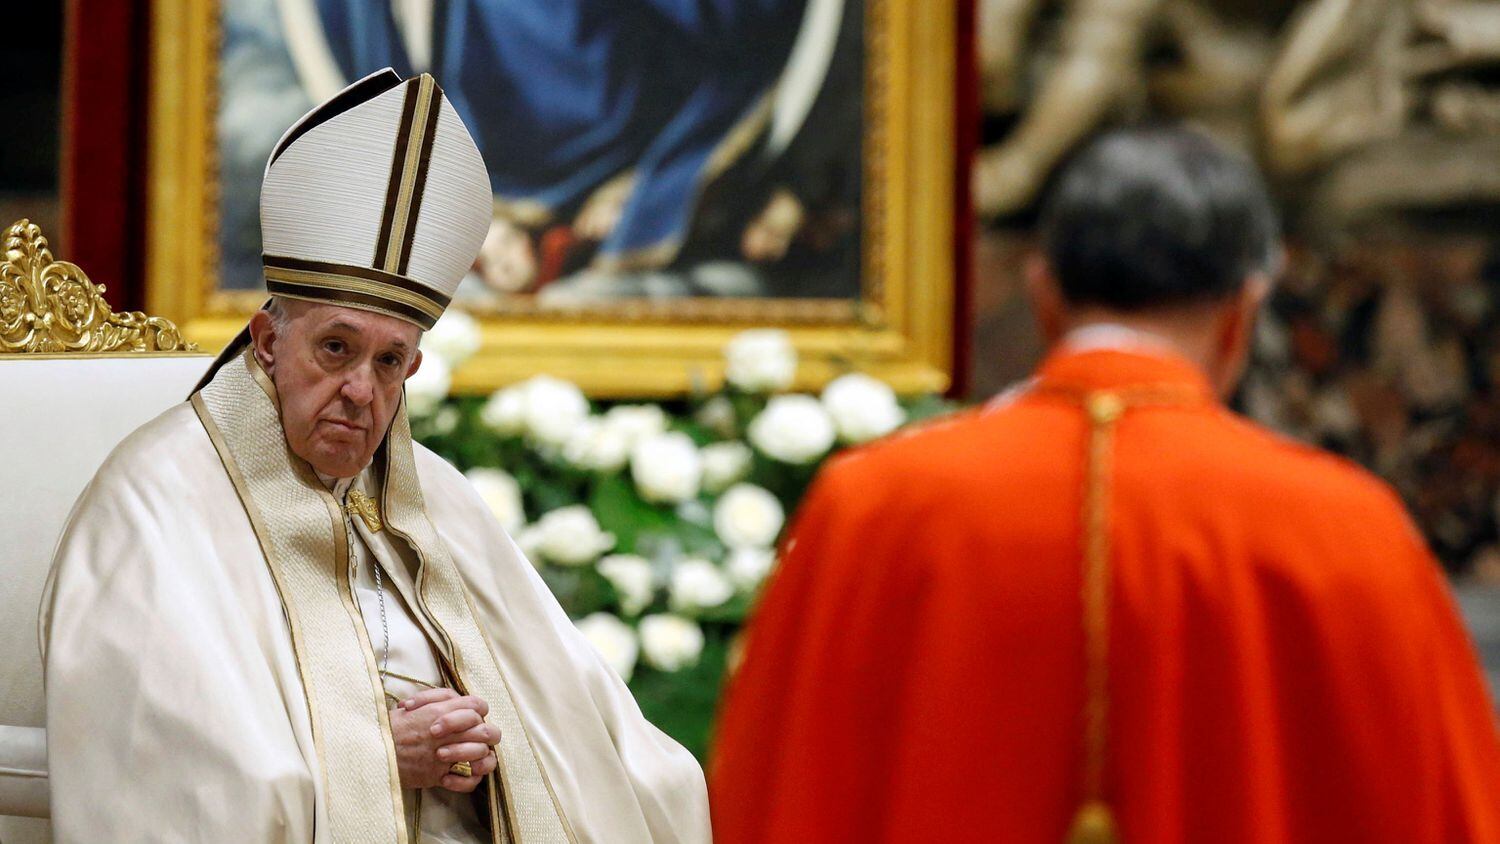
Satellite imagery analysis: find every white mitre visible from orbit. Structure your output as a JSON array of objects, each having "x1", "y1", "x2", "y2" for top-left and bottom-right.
[{"x1": 260, "y1": 67, "x2": 490, "y2": 331}]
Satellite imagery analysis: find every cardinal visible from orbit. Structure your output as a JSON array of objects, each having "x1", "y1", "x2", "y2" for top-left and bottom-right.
[{"x1": 710, "y1": 126, "x2": 1500, "y2": 843}]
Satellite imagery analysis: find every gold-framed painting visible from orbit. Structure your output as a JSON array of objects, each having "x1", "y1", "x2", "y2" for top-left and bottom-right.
[{"x1": 146, "y1": 0, "x2": 955, "y2": 397}]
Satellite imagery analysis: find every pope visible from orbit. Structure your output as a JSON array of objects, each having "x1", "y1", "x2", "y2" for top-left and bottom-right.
[{"x1": 42, "y1": 69, "x2": 710, "y2": 843}]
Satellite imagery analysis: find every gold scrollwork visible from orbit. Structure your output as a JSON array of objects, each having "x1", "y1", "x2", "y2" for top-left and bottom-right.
[{"x1": 0, "y1": 219, "x2": 196, "y2": 354}]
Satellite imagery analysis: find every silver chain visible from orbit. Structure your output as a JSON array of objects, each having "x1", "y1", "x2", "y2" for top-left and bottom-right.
[
  {"x1": 372, "y1": 544, "x2": 390, "y2": 676},
  {"x1": 345, "y1": 507, "x2": 391, "y2": 676}
]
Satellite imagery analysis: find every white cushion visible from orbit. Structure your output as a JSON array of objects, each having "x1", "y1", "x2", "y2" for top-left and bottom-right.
[
  {"x1": 0, "y1": 355, "x2": 210, "y2": 839},
  {"x1": 0, "y1": 726, "x2": 45, "y2": 819}
]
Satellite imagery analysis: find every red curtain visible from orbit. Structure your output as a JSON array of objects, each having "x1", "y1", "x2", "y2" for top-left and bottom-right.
[
  {"x1": 951, "y1": 0, "x2": 977, "y2": 397},
  {"x1": 60, "y1": 0, "x2": 152, "y2": 310}
]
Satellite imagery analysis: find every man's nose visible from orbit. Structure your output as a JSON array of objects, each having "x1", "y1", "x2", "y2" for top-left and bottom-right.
[{"x1": 341, "y1": 365, "x2": 376, "y2": 406}]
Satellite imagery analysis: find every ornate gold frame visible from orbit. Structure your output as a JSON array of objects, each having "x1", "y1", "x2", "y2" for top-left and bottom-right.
[{"x1": 146, "y1": 0, "x2": 955, "y2": 397}]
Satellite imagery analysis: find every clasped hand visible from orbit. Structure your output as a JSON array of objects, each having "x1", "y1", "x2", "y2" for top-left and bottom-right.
[{"x1": 389, "y1": 688, "x2": 501, "y2": 793}]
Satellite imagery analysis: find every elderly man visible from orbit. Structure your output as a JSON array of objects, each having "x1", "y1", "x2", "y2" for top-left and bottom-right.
[
  {"x1": 42, "y1": 69, "x2": 709, "y2": 843},
  {"x1": 711, "y1": 126, "x2": 1500, "y2": 842}
]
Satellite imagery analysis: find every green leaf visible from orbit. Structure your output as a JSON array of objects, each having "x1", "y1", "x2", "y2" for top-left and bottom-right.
[
  {"x1": 903, "y1": 393, "x2": 958, "y2": 423},
  {"x1": 588, "y1": 474, "x2": 677, "y2": 555},
  {"x1": 529, "y1": 477, "x2": 583, "y2": 515},
  {"x1": 539, "y1": 565, "x2": 617, "y2": 617},
  {"x1": 729, "y1": 393, "x2": 767, "y2": 429},
  {"x1": 696, "y1": 593, "x2": 753, "y2": 624},
  {"x1": 671, "y1": 419, "x2": 718, "y2": 447},
  {"x1": 748, "y1": 451, "x2": 820, "y2": 511},
  {"x1": 677, "y1": 520, "x2": 726, "y2": 558}
]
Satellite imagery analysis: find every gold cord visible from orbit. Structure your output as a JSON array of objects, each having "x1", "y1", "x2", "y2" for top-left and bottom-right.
[
  {"x1": 1068, "y1": 391, "x2": 1124, "y2": 844},
  {"x1": 1039, "y1": 384, "x2": 1203, "y2": 844}
]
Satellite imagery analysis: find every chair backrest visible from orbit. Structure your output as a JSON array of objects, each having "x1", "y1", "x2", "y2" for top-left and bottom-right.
[{"x1": 0, "y1": 220, "x2": 210, "y2": 844}]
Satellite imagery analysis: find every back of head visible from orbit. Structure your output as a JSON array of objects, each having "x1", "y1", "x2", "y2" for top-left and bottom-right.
[{"x1": 1039, "y1": 125, "x2": 1280, "y2": 311}]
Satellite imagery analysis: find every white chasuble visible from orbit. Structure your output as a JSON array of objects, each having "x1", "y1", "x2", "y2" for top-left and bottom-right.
[{"x1": 41, "y1": 352, "x2": 710, "y2": 843}]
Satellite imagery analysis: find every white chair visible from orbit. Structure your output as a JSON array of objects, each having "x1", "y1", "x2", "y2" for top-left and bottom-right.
[{"x1": 0, "y1": 220, "x2": 210, "y2": 844}]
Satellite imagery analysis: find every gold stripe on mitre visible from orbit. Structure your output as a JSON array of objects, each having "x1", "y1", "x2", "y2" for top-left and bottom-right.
[
  {"x1": 192, "y1": 350, "x2": 572, "y2": 843},
  {"x1": 375, "y1": 74, "x2": 443, "y2": 276},
  {"x1": 263, "y1": 255, "x2": 450, "y2": 330}
]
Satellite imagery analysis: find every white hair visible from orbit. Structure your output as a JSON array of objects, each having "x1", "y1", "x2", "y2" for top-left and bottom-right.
[{"x1": 265, "y1": 295, "x2": 295, "y2": 335}]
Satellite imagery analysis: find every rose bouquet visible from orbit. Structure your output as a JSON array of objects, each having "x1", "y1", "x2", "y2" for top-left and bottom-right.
[{"x1": 410, "y1": 316, "x2": 948, "y2": 757}]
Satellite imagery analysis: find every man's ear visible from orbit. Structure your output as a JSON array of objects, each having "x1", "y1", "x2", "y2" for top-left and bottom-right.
[
  {"x1": 1223, "y1": 273, "x2": 1270, "y2": 352},
  {"x1": 1212, "y1": 273, "x2": 1271, "y2": 396},
  {"x1": 406, "y1": 348, "x2": 424, "y2": 380},
  {"x1": 1025, "y1": 252, "x2": 1068, "y2": 347},
  {"x1": 248, "y1": 309, "x2": 278, "y2": 374}
]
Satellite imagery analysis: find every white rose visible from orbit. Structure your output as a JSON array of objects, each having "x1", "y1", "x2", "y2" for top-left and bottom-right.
[
  {"x1": 821, "y1": 373, "x2": 905, "y2": 443},
  {"x1": 602, "y1": 405, "x2": 669, "y2": 448},
  {"x1": 575, "y1": 613, "x2": 639, "y2": 682},
  {"x1": 562, "y1": 417, "x2": 632, "y2": 473},
  {"x1": 630, "y1": 432, "x2": 703, "y2": 504},
  {"x1": 726, "y1": 547, "x2": 776, "y2": 591},
  {"x1": 638, "y1": 614, "x2": 705, "y2": 672},
  {"x1": 420, "y1": 309, "x2": 481, "y2": 368},
  {"x1": 748, "y1": 395, "x2": 836, "y2": 464},
  {"x1": 520, "y1": 376, "x2": 591, "y2": 448},
  {"x1": 725, "y1": 329, "x2": 797, "y2": 393},
  {"x1": 701, "y1": 441, "x2": 753, "y2": 493},
  {"x1": 533, "y1": 505, "x2": 616, "y2": 567},
  {"x1": 713, "y1": 484, "x2": 785, "y2": 549},
  {"x1": 479, "y1": 385, "x2": 527, "y2": 437},
  {"x1": 465, "y1": 467, "x2": 526, "y2": 534},
  {"x1": 403, "y1": 354, "x2": 451, "y2": 418},
  {"x1": 598, "y1": 554, "x2": 657, "y2": 616},
  {"x1": 695, "y1": 395, "x2": 739, "y2": 439},
  {"x1": 669, "y1": 558, "x2": 734, "y2": 612}
]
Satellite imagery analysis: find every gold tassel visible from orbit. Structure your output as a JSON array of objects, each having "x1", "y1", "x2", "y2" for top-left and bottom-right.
[{"x1": 1066, "y1": 801, "x2": 1119, "y2": 844}]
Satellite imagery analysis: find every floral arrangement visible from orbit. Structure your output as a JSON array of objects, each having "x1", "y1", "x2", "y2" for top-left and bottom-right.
[{"x1": 405, "y1": 312, "x2": 947, "y2": 757}]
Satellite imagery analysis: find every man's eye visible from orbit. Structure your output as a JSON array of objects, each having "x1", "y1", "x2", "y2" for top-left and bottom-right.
[
  {"x1": 323, "y1": 340, "x2": 347, "y2": 355},
  {"x1": 380, "y1": 354, "x2": 402, "y2": 368}
]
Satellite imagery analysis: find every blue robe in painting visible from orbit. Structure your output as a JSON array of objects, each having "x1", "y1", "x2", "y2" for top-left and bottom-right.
[{"x1": 312, "y1": 0, "x2": 806, "y2": 266}]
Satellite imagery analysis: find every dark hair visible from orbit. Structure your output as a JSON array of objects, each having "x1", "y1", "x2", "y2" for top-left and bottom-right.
[{"x1": 1038, "y1": 125, "x2": 1280, "y2": 310}]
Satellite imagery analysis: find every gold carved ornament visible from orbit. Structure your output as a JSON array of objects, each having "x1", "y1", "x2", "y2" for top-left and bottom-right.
[{"x1": 0, "y1": 219, "x2": 196, "y2": 354}]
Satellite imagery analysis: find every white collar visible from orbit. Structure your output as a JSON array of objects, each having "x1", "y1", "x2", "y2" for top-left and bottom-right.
[
  {"x1": 315, "y1": 465, "x2": 370, "y2": 498},
  {"x1": 1061, "y1": 323, "x2": 1181, "y2": 358}
]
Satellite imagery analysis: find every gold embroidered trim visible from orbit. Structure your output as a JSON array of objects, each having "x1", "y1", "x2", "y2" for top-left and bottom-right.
[
  {"x1": 194, "y1": 351, "x2": 409, "y2": 842},
  {"x1": 245, "y1": 358, "x2": 413, "y2": 841}
]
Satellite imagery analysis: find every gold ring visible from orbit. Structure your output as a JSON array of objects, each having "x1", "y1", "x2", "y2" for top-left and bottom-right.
[{"x1": 449, "y1": 761, "x2": 473, "y2": 778}]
